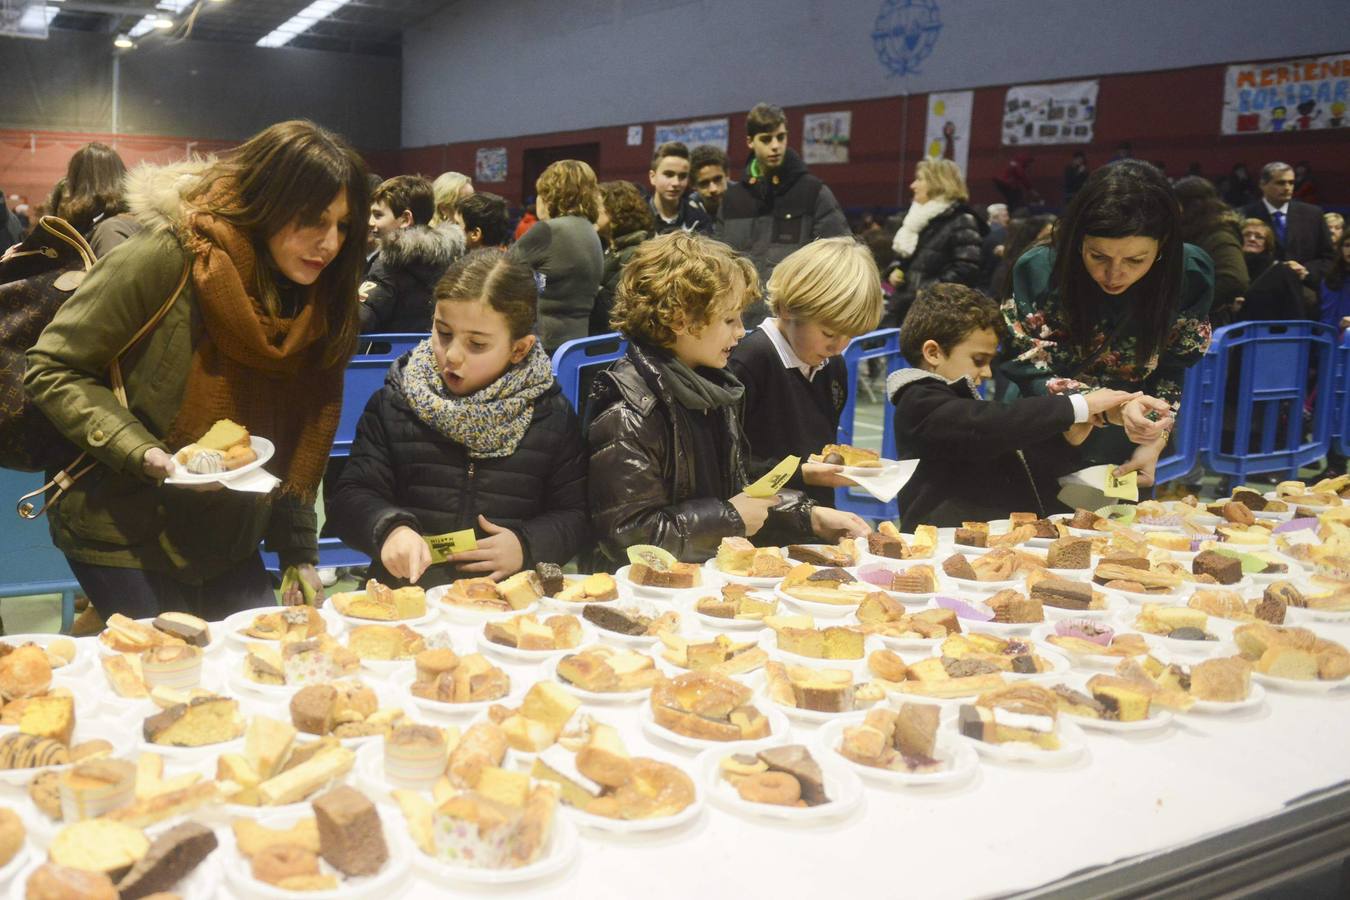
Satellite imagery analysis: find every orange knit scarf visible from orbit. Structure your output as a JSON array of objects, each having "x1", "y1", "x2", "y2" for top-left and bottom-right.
[{"x1": 167, "y1": 211, "x2": 348, "y2": 499}]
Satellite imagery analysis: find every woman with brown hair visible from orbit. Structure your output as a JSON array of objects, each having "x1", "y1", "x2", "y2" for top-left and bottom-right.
[
  {"x1": 593, "y1": 180, "x2": 654, "y2": 335},
  {"x1": 26, "y1": 119, "x2": 369, "y2": 619},
  {"x1": 1174, "y1": 176, "x2": 1247, "y2": 326},
  {"x1": 57, "y1": 141, "x2": 141, "y2": 257},
  {"x1": 509, "y1": 159, "x2": 604, "y2": 353}
]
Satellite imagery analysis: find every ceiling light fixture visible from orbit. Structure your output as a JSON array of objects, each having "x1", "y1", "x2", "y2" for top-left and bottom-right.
[
  {"x1": 114, "y1": 34, "x2": 134, "y2": 48},
  {"x1": 256, "y1": 0, "x2": 352, "y2": 48},
  {"x1": 128, "y1": 0, "x2": 193, "y2": 38}
]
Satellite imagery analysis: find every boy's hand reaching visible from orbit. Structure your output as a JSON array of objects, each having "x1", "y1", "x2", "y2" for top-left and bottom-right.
[
  {"x1": 801, "y1": 462, "x2": 854, "y2": 488},
  {"x1": 380, "y1": 525, "x2": 432, "y2": 584},
  {"x1": 451, "y1": 515, "x2": 525, "y2": 581},
  {"x1": 1084, "y1": 389, "x2": 1142, "y2": 417},
  {"x1": 730, "y1": 493, "x2": 776, "y2": 536},
  {"x1": 811, "y1": 506, "x2": 871, "y2": 541}
]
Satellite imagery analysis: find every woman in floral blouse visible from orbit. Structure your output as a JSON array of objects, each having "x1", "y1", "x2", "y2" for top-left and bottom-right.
[{"x1": 1002, "y1": 160, "x2": 1214, "y2": 487}]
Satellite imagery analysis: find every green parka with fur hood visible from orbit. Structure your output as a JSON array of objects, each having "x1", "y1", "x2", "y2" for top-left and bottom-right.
[{"x1": 24, "y1": 161, "x2": 319, "y2": 581}]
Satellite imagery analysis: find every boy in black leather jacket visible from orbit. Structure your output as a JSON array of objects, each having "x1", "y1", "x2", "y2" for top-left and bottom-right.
[{"x1": 585, "y1": 232, "x2": 869, "y2": 566}]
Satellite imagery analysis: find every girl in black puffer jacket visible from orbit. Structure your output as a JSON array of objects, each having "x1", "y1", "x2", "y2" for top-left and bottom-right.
[
  {"x1": 328, "y1": 249, "x2": 589, "y2": 588},
  {"x1": 886, "y1": 158, "x2": 987, "y2": 325}
]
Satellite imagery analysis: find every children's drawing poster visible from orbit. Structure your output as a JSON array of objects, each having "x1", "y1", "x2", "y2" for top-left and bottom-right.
[
  {"x1": 923, "y1": 90, "x2": 972, "y2": 174},
  {"x1": 802, "y1": 111, "x2": 851, "y2": 165},
  {"x1": 1001, "y1": 80, "x2": 1097, "y2": 145},
  {"x1": 1221, "y1": 54, "x2": 1350, "y2": 134},
  {"x1": 474, "y1": 147, "x2": 507, "y2": 183}
]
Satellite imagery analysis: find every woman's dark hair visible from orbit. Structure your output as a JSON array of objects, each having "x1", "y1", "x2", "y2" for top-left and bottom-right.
[
  {"x1": 57, "y1": 142, "x2": 128, "y2": 234},
  {"x1": 187, "y1": 119, "x2": 370, "y2": 368},
  {"x1": 1174, "y1": 175, "x2": 1237, "y2": 246},
  {"x1": 997, "y1": 213, "x2": 1057, "y2": 301},
  {"x1": 1327, "y1": 233, "x2": 1350, "y2": 292},
  {"x1": 1050, "y1": 160, "x2": 1183, "y2": 366}
]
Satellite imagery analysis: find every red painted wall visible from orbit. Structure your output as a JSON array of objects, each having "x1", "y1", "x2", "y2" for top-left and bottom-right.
[{"x1": 391, "y1": 59, "x2": 1348, "y2": 212}]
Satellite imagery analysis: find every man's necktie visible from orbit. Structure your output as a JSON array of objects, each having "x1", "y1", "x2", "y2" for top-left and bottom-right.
[{"x1": 1272, "y1": 209, "x2": 1287, "y2": 244}]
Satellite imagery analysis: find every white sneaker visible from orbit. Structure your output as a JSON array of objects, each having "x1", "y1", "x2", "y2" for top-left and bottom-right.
[{"x1": 316, "y1": 567, "x2": 339, "y2": 587}]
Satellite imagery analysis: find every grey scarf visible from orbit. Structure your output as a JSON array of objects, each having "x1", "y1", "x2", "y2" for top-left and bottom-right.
[{"x1": 657, "y1": 354, "x2": 745, "y2": 411}]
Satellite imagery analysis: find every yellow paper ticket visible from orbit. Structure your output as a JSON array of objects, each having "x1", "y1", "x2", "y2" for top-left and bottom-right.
[
  {"x1": 743, "y1": 455, "x2": 800, "y2": 498},
  {"x1": 1103, "y1": 469, "x2": 1139, "y2": 502},
  {"x1": 425, "y1": 528, "x2": 478, "y2": 563}
]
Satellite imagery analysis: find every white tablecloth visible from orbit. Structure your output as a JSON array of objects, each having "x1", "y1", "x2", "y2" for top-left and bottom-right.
[{"x1": 5, "y1": 596, "x2": 1349, "y2": 900}]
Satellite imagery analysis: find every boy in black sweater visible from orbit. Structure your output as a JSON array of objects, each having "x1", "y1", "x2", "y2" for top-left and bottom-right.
[
  {"x1": 889, "y1": 284, "x2": 1138, "y2": 529},
  {"x1": 729, "y1": 237, "x2": 885, "y2": 507}
]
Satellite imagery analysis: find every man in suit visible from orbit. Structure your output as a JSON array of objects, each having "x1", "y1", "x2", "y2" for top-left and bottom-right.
[{"x1": 1243, "y1": 161, "x2": 1335, "y2": 301}]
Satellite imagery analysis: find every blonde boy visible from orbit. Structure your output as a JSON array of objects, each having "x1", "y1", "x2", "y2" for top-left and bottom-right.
[
  {"x1": 586, "y1": 232, "x2": 868, "y2": 564},
  {"x1": 728, "y1": 236, "x2": 885, "y2": 506}
]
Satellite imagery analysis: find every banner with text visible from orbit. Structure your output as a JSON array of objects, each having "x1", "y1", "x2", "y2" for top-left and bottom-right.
[
  {"x1": 1001, "y1": 79, "x2": 1097, "y2": 145},
  {"x1": 1221, "y1": 54, "x2": 1350, "y2": 134},
  {"x1": 923, "y1": 90, "x2": 973, "y2": 174},
  {"x1": 653, "y1": 118, "x2": 729, "y2": 152}
]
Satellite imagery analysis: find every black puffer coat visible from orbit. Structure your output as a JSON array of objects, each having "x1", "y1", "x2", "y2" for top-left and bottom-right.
[
  {"x1": 584, "y1": 341, "x2": 815, "y2": 566},
  {"x1": 358, "y1": 224, "x2": 462, "y2": 334},
  {"x1": 326, "y1": 353, "x2": 590, "y2": 588},
  {"x1": 888, "y1": 202, "x2": 987, "y2": 325}
]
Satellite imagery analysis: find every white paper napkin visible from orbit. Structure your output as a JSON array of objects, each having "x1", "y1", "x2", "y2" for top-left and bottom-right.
[
  {"x1": 1057, "y1": 464, "x2": 1116, "y2": 510},
  {"x1": 221, "y1": 466, "x2": 281, "y2": 493},
  {"x1": 839, "y1": 459, "x2": 919, "y2": 502}
]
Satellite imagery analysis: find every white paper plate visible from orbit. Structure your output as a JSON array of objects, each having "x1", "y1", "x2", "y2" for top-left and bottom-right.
[
  {"x1": 782, "y1": 545, "x2": 862, "y2": 567},
  {"x1": 0, "y1": 718, "x2": 135, "y2": 786},
  {"x1": 681, "y1": 592, "x2": 780, "y2": 632},
  {"x1": 1029, "y1": 625, "x2": 1149, "y2": 669},
  {"x1": 957, "y1": 717, "x2": 1088, "y2": 765},
  {"x1": 166, "y1": 434, "x2": 274, "y2": 485},
  {"x1": 639, "y1": 702, "x2": 790, "y2": 753},
  {"x1": 225, "y1": 659, "x2": 370, "y2": 701},
  {"x1": 138, "y1": 729, "x2": 245, "y2": 761},
  {"x1": 760, "y1": 688, "x2": 884, "y2": 725},
  {"x1": 756, "y1": 628, "x2": 879, "y2": 674},
  {"x1": 7, "y1": 840, "x2": 221, "y2": 899},
  {"x1": 615, "y1": 564, "x2": 706, "y2": 600},
  {"x1": 1285, "y1": 604, "x2": 1350, "y2": 624},
  {"x1": 934, "y1": 597, "x2": 1042, "y2": 635},
  {"x1": 702, "y1": 558, "x2": 782, "y2": 588},
  {"x1": 1101, "y1": 582, "x2": 1198, "y2": 605},
  {"x1": 475, "y1": 620, "x2": 596, "y2": 663},
  {"x1": 1251, "y1": 671, "x2": 1350, "y2": 694},
  {"x1": 1000, "y1": 645, "x2": 1072, "y2": 682},
  {"x1": 337, "y1": 606, "x2": 440, "y2": 629},
  {"x1": 944, "y1": 575, "x2": 1023, "y2": 594},
  {"x1": 853, "y1": 563, "x2": 949, "y2": 605},
  {"x1": 1039, "y1": 592, "x2": 1125, "y2": 621},
  {"x1": 540, "y1": 651, "x2": 658, "y2": 704},
  {"x1": 426, "y1": 584, "x2": 539, "y2": 625},
  {"x1": 1048, "y1": 675, "x2": 1175, "y2": 733},
  {"x1": 563, "y1": 756, "x2": 705, "y2": 834},
  {"x1": 390, "y1": 668, "x2": 516, "y2": 720},
  {"x1": 858, "y1": 623, "x2": 943, "y2": 653},
  {"x1": 1, "y1": 633, "x2": 93, "y2": 679},
  {"x1": 815, "y1": 716, "x2": 978, "y2": 788},
  {"x1": 1184, "y1": 681, "x2": 1267, "y2": 713},
  {"x1": 223, "y1": 807, "x2": 411, "y2": 899},
  {"x1": 409, "y1": 809, "x2": 578, "y2": 886},
  {"x1": 97, "y1": 617, "x2": 225, "y2": 658},
  {"x1": 773, "y1": 586, "x2": 868, "y2": 619},
  {"x1": 697, "y1": 740, "x2": 863, "y2": 822},
  {"x1": 223, "y1": 606, "x2": 346, "y2": 647}
]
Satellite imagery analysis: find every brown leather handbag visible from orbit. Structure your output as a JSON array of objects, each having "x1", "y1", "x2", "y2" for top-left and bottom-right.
[{"x1": 0, "y1": 216, "x2": 188, "y2": 518}]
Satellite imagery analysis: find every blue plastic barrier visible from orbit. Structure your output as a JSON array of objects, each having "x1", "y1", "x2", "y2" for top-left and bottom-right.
[
  {"x1": 834, "y1": 328, "x2": 907, "y2": 521},
  {"x1": 1200, "y1": 321, "x2": 1336, "y2": 481},
  {"x1": 0, "y1": 470, "x2": 80, "y2": 633},
  {"x1": 551, "y1": 333, "x2": 627, "y2": 411},
  {"x1": 1154, "y1": 357, "x2": 1214, "y2": 486},
  {"x1": 1336, "y1": 331, "x2": 1350, "y2": 458}
]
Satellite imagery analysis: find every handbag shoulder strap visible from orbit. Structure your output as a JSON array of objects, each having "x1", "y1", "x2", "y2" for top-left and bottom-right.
[
  {"x1": 18, "y1": 260, "x2": 191, "y2": 520},
  {"x1": 0, "y1": 216, "x2": 96, "y2": 272}
]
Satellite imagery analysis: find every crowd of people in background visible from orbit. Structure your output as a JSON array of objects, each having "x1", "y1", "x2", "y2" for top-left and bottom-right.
[{"x1": 0, "y1": 104, "x2": 1344, "y2": 621}]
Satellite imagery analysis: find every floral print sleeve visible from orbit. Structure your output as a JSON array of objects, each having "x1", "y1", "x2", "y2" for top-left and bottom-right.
[{"x1": 1142, "y1": 251, "x2": 1215, "y2": 410}]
